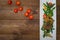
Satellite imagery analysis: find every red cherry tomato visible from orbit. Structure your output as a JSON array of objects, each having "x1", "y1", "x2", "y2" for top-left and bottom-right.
[
  {"x1": 16, "y1": 1, "x2": 21, "y2": 6},
  {"x1": 14, "y1": 8, "x2": 18, "y2": 13},
  {"x1": 24, "y1": 12, "x2": 29, "y2": 17},
  {"x1": 43, "y1": 14, "x2": 47, "y2": 18},
  {"x1": 18, "y1": 7, "x2": 23, "y2": 11},
  {"x1": 27, "y1": 9, "x2": 31, "y2": 14},
  {"x1": 8, "y1": 0, "x2": 12, "y2": 5},
  {"x1": 29, "y1": 15, "x2": 33, "y2": 20}
]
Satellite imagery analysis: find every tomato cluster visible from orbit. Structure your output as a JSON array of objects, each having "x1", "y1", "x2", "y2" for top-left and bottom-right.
[
  {"x1": 8, "y1": 0, "x2": 34, "y2": 20},
  {"x1": 25, "y1": 9, "x2": 33, "y2": 20}
]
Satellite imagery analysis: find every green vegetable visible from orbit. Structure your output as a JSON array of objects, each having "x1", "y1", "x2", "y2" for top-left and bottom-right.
[{"x1": 42, "y1": 2, "x2": 55, "y2": 38}]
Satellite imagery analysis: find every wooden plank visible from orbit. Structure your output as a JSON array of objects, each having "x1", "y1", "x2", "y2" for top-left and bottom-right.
[
  {"x1": 0, "y1": 0, "x2": 39, "y2": 40},
  {"x1": 0, "y1": 0, "x2": 39, "y2": 20},
  {"x1": 57, "y1": 0, "x2": 60, "y2": 40}
]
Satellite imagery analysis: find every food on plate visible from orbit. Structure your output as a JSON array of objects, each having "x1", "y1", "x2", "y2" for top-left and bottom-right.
[{"x1": 41, "y1": 2, "x2": 55, "y2": 38}]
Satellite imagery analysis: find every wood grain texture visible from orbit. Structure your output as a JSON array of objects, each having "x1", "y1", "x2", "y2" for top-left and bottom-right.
[
  {"x1": 0, "y1": 0, "x2": 39, "y2": 20},
  {"x1": 57, "y1": 0, "x2": 60, "y2": 40},
  {"x1": 0, "y1": 0, "x2": 39, "y2": 40}
]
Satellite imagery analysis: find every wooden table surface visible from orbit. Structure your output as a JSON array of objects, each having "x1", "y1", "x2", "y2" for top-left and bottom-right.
[
  {"x1": 57, "y1": 0, "x2": 60, "y2": 40},
  {"x1": 0, "y1": 0, "x2": 60, "y2": 40},
  {"x1": 0, "y1": 0, "x2": 39, "y2": 40}
]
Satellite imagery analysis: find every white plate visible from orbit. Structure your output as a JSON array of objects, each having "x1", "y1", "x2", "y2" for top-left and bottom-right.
[{"x1": 40, "y1": 0, "x2": 56, "y2": 40}]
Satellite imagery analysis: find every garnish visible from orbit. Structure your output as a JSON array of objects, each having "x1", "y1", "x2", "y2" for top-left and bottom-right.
[{"x1": 41, "y1": 2, "x2": 55, "y2": 38}]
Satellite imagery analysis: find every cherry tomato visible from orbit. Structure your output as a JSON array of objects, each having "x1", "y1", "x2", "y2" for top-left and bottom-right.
[
  {"x1": 29, "y1": 15, "x2": 33, "y2": 20},
  {"x1": 14, "y1": 8, "x2": 18, "y2": 13},
  {"x1": 18, "y1": 7, "x2": 23, "y2": 11},
  {"x1": 43, "y1": 14, "x2": 47, "y2": 18},
  {"x1": 27, "y1": 9, "x2": 31, "y2": 14},
  {"x1": 8, "y1": 0, "x2": 12, "y2": 5},
  {"x1": 16, "y1": 1, "x2": 21, "y2": 6},
  {"x1": 24, "y1": 12, "x2": 29, "y2": 17}
]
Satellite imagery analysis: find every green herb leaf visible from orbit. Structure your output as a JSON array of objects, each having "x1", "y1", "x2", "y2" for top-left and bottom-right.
[
  {"x1": 47, "y1": 30, "x2": 50, "y2": 33},
  {"x1": 43, "y1": 9, "x2": 47, "y2": 14},
  {"x1": 43, "y1": 34, "x2": 45, "y2": 38},
  {"x1": 52, "y1": 7, "x2": 55, "y2": 11},
  {"x1": 43, "y1": 3, "x2": 47, "y2": 7}
]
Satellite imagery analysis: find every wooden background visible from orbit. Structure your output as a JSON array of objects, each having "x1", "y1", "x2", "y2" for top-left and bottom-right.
[
  {"x1": 0, "y1": 0, "x2": 39, "y2": 40},
  {"x1": 57, "y1": 0, "x2": 60, "y2": 40},
  {"x1": 0, "y1": 0, "x2": 60, "y2": 40}
]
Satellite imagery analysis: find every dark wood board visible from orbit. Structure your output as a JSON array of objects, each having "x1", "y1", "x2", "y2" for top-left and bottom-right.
[
  {"x1": 57, "y1": 0, "x2": 60, "y2": 40},
  {"x1": 0, "y1": 0, "x2": 60, "y2": 40},
  {"x1": 0, "y1": 0, "x2": 39, "y2": 40}
]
